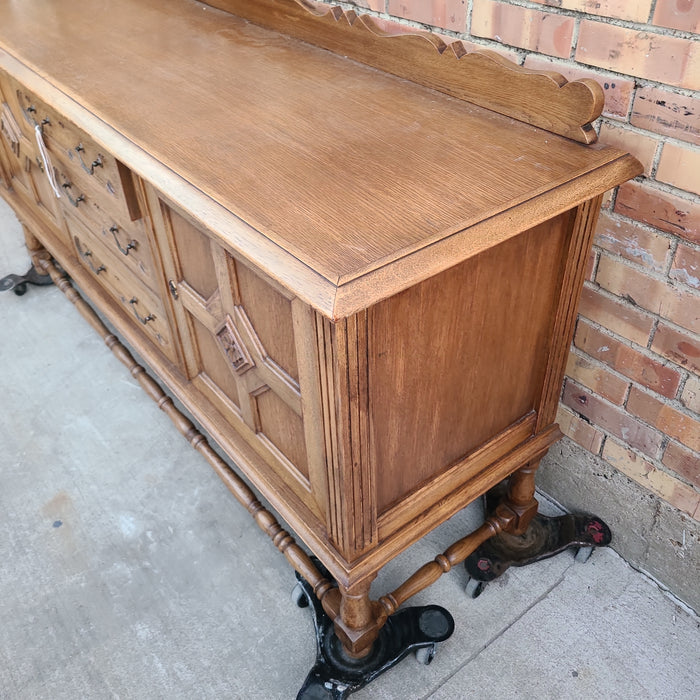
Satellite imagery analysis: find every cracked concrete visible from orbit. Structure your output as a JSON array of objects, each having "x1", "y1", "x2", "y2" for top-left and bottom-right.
[{"x1": 1, "y1": 197, "x2": 699, "y2": 698}]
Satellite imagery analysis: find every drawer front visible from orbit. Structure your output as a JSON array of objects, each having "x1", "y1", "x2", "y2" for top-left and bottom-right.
[
  {"x1": 60, "y1": 192, "x2": 157, "y2": 292},
  {"x1": 12, "y1": 82, "x2": 140, "y2": 226},
  {"x1": 66, "y1": 212, "x2": 177, "y2": 363}
]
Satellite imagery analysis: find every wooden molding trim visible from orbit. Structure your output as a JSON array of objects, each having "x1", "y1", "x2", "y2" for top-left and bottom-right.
[{"x1": 203, "y1": 0, "x2": 604, "y2": 143}]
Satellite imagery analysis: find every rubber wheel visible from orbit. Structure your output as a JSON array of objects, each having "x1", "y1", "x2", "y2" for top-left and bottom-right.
[
  {"x1": 465, "y1": 577, "x2": 485, "y2": 599},
  {"x1": 13, "y1": 283, "x2": 27, "y2": 296},
  {"x1": 415, "y1": 644, "x2": 435, "y2": 665},
  {"x1": 291, "y1": 581, "x2": 309, "y2": 608}
]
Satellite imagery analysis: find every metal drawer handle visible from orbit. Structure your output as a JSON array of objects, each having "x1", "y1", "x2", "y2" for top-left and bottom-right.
[
  {"x1": 74, "y1": 237, "x2": 105, "y2": 275},
  {"x1": 74, "y1": 143, "x2": 103, "y2": 175},
  {"x1": 107, "y1": 224, "x2": 136, "y2": 256},
  {"x1": 129, "y1": 297, "x2": 154, "y2": 325},
  {"x1": 60, "y1": 178, "x2": 85, "y2": 207}
]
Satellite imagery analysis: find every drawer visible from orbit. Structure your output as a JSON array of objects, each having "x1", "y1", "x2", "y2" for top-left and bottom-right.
[
  {"x1": 63, "y1": 200, "x2": 158, "y2": 293},
  {"x1": 12, "y1": 81, "x2": 141, "y2": 225},
  {"x1": 66, "y1": 213, "x2": 177, "y2": 363}
]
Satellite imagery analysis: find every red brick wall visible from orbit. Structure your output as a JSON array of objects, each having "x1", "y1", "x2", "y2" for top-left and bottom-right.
[{"x1": 320, "y1": 0, "x2": 700, "y2": 521}]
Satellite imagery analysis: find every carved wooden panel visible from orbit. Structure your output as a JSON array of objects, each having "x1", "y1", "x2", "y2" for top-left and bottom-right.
[{"x1": 146, "y1": 192, "x2": 324, "y2": 519}]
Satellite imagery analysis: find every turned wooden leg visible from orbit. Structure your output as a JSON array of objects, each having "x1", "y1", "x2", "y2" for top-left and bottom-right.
[
  {"x1": 333, "y1": 575, "x2": 380, "y2": 658},
  {"x1": 22, "y1": 224, "x2": 51, "y2": 271},
  {"x1": 501, "y1": 458, "x2": 541, "y2": 535}
]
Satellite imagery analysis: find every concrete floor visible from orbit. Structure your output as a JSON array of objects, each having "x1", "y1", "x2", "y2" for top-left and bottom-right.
[{"x1": 1, "y1": 195, "x2": 699, "y2": 699}]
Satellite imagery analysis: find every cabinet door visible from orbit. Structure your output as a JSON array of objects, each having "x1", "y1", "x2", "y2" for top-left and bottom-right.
[
  {"x1": 0, "y1": 74, "x2": 63, "y2": 237},
  {"x1": 145, "y1": 188, "x2": 328, "y2": 523}
]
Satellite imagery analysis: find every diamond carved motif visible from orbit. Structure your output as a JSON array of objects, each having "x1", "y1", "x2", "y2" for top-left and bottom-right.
[{"x1": 215, "y1": 315, "x2": 255, "y2": 375}]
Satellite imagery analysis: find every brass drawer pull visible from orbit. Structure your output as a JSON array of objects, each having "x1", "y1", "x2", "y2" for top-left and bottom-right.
[
  {"x1": 107, "y1": 224, "x2": 136, "y2": 255},
  {"x1": 74, "y1": 143, "x2": 103, "y2": 175},
  {"x1": 129, "y1": 297, "x2": 155, "y2": 325},
  {"x1": 74, "y1": 236, "x2": 105, "y2": 275},
  {"x1": 60, "y1": 178, "x2": 85, "y2": 207}
]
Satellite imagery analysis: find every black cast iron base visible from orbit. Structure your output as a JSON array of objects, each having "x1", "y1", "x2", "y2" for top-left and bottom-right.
[
  {"x1": 464, "y1": 486, "x2": 611, "y2": 596},
  {"x1": 293, "y1": 570, "x2": 454, "y2": 699},
  {"x1": 0, "y1": 265, "x2": 53, "y2": 295}
]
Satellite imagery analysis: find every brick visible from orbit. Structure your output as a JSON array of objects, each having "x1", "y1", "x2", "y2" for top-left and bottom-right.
[
  {"x1": 565, "y1": 350, "x2": 629, "y2": 404},
  {"x1": 628, "y1": 386, "x2": 700, "y2": 452},
  {"x1": 562, "y1": 380, "x2": 664, "y2": 456},
  {"x1": 598, "y1": 122, "x2": 659, "y2": 177},
  {"x1": 578, "y1": 283, "x2": 655, "y2": 346},
  {"x1": 530, "y1": 0, "x2": 652, "y2": 23},
  {"x1": 576, "y1": 21, "x2": 700, "y2": 90},
  {"x1": 471, "y1": 0, "x2": 574, "y2": 58},
  {"x1": 575, "y1": 319, "x2": 682, "y2": 398},
  {"x1": 682, "y1": 374, "x2": 700, "y2": 413},
  {"x1": 656, "y1": 142, "x2": 700, "y2": 196},
  {"x1": 662, "y1": 441, "x2": 700, "y2": 489},
  {"x1": 522, "y1": 55, "x2": 634, "y2": 118},
  {"x1": 556, "y1": 404, "x2": 605, "y2": 454},
  {"x1": 653, "y1": 0, "x2": 700, "y2": 34},
  {"x1": 614, "y1": 181, "x2": 700, "y2": 245},
  {"x1": 652, "y1": 323, "x2": 700, "y2": 376},
  {"x1": 387, "y1": 0, "x2": 467, "y2": 32},
  {"x1": 604, "y1": 439, "x2": 700, "y2": 518},
  {"x1": 670, "y1": 243, "x2": 700, "y2": 290},
  {"x1": 631, "y1": 86, "x2": 700, "y2": 147},
  {"x1": 594, "y1": 212, "x2": 670, "y2": 273},
  {"x1": 596, "y1": 254, "x2": 700, "y2": 334},
  {"x1": 585, "y1": 248, "x2": 597, "y2": 281}
]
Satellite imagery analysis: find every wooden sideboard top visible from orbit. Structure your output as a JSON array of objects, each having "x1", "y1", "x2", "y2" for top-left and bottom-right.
[{"x1": 0, "y1": 0, "x2": 641, "y2": 318}]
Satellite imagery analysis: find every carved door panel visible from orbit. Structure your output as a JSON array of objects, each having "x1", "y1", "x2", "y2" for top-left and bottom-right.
[
  {"x1": 146, "y1": 189, "x2": 327, "y2": 522},
  {"x1": 0, "y1": 82, "x2": 63, "y2": 236}
]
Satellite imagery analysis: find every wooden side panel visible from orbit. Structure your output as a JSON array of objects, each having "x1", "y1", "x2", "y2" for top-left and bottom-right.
[{"x1": 369, "y1": 214, "x2": 571, "y2": 514}]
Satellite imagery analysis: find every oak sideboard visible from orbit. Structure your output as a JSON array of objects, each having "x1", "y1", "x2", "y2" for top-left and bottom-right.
[{"x1": 0, "y1": 0, "x2": 641, "y2": 696}]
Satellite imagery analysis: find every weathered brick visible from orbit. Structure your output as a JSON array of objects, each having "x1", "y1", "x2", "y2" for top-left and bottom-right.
[
  {"x1": 343, "y1": 0, "x2": 386, "y2": 11},
  {"x1": 681, "y1": 374, "x2": 700, "y2": 413},
  {"x1": 522, "y1": 55, "x2": 634, "y2": 118},
  {"x1": 576, "y1": 21, "x2": 700, "y2": 90},
  {"x1": 566, "y1": 349, "x2": 629, "y2": 404},
  {"x1": 631, "y1": 86, "x2": 700, "y2": 146},
  {"x1": 530, "y1": 0, "x2": 652, "y2": 23},
  {"x1": 628, "y1": 386, "x2": 700, "y2": 452},
  {"x1": 614, "y1": 181, "x2": 700, "y2": 245},
  {"x1": 662, "y1": 441, "x2": 700, "y2": 489},
  {"x1": 387, "y1": 0, "x2": 467, "y2": 31},
  {"x1": 562, "y1": 380, "x2": 664, "y2": 456},
  {"x1": 471, "y1": 0, "x2": 574, "y2": 58},
  {"x1": 585, "y1": 248, "x2": 597, "y2": 281},
  {"x1": 604, "y1": 439, "x2": 700, "y2": 518},
  {"x1": 578, "y1": 283, "x2": 655, "y2": 346},
  {"x1": 596, "y1": 254, "x2": 700, "y2": 334},
  {"x1": 598, "y1": 122, "x2": 659, "y2": 177},
  {"x1": 594, "y1": 212, "x2": 671, "y2": 273},
  {"x1": 575, "y1": 319, "x2": 682, "y2": 398},
  {"x1": 556, "y1": 404, "x2": 605, "y2": 454},
  {"x1": 653, "y1": 0, "x2": 700, "y2": 34},
  {"x1": 656, "y1": 142, "x2": 700, "y2": 197},
  {"x1": 651, "y1": 323, "x2": 700, "y2": 376},
  {"x1": 670, "y1": 243, "x2": 700, "y2": 290}
]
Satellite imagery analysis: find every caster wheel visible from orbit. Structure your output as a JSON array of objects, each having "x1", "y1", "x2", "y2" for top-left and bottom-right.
[
  {"x1": 13, "y1": 283, "x2": 27, "y2": 296},
  {"x1": 291, "y1": 581, "x2": 309, "y2": 608},
  {"x1": 415, "y1": 644, "x2": 436, "y2": 665},
  {"x1": 574, "y1": 546, "x2": 593, "y2": 563},
  {"x1": 465, "y1": 577, "x2": 485, "y2": 599}
]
